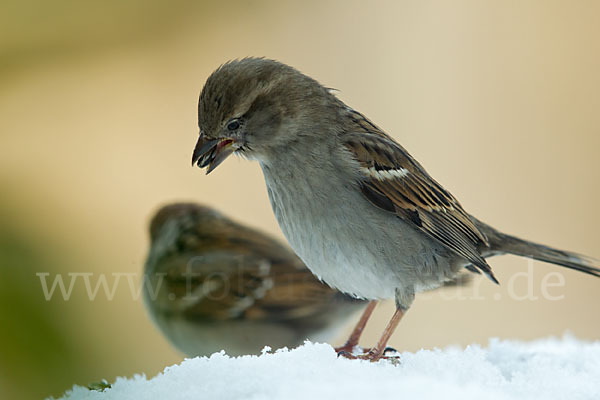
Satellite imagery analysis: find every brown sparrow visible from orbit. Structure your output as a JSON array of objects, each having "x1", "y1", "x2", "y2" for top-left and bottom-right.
[
  {"x1": 143, "y1": 203, "x2": 367, "y2": 356},
  {"x1": 191, "y1": 58, "x2": 600, "y2": 361}
]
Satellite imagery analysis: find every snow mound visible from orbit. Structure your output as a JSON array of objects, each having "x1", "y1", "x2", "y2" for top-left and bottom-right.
[{"x1": 59, "y1": 337, "x2": 600, "y2": 400}]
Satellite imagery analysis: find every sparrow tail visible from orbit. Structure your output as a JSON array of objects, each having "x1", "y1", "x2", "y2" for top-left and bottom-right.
[{"x1": 473, "y1": 217, "x2": 600, "y2": 278}]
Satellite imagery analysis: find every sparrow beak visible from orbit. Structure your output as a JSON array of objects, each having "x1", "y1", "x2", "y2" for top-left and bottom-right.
[{"x1": 191, "y1": 135, "x2": 237, "y2": 175}]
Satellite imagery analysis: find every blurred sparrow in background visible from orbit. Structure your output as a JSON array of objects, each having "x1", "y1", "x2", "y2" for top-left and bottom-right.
[
  {"x1": 192, "y1": 58, "x2": 600, "y2": 361},
  {"x1": 143, "y1": 203, "x2": 367, "y2": 356}
]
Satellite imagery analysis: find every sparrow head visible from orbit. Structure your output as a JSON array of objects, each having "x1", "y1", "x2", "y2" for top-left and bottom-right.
[
  {"x1": 192, "y1": 57, "x2": 338, "y2": 172},
  {"x1": 149, "y1": 203, "x2": 223, "y2": 243}
]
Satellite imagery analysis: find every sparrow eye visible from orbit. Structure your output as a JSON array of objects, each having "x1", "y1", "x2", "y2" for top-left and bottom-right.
[{"x1": 227, "y1": 120, "x2": 240, "y2": 131}]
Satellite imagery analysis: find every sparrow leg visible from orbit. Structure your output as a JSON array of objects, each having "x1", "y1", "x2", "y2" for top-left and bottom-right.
[
  {"x1": 357, "y1": 306, "x2": 406, "y2": 361},
  {"x1": 358, "y1": 287, "x2": 414, "y2": 362},
  {"x1": 335, "y1": 300, "x2": 377, "y2": 356}
]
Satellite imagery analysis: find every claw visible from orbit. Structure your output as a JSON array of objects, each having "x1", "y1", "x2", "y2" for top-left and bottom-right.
[
  {"x1": 338, "y1": 347, "x2": 400, "y2": 362},
  {"x1": 337, "y1": 350, "x2": 357, "y2": 359}
]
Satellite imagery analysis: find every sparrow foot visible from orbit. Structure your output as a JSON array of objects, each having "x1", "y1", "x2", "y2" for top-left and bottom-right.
[
  {"x1": 334, "y1": 344, "x2": 359, "y2": 355},
  {"x1": 337, "y1": 346, "x2": 399, "y2": 362}
]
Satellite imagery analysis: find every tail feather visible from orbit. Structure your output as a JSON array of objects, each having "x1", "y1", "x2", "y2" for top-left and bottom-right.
[
  {"x1": 492, "y1": 234, "x2": 600, "y2": 278},
  {"x1": 472, "y1": 217, "x2": 600, "y2": 278}
]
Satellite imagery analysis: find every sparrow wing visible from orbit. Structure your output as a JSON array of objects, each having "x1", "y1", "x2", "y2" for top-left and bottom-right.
[
  {"x1": 151, "y1": 219, "x2": 355, "y2": 321},
  {"x1": 343, "y1": 109, "x2": 498, "y2": 283},
  {"x1": 163, "y1": 252, "x2": 352, "y2": 321}
]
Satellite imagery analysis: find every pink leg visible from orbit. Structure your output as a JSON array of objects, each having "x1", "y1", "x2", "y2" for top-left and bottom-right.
[
  {"x1": 334, "y1": 301, "x2": 377, "y2": 354},
  {"x1": 357, "y1": 306, "x2": 406, "y2": 361}
]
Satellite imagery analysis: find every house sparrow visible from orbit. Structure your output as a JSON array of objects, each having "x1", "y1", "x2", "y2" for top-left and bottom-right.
[
  {"x1": 191, "y1": 58, "x2": 600, "y2": 360},
  {"x1": 143, "y1": 202, "x2": 367, "y2": 356}
]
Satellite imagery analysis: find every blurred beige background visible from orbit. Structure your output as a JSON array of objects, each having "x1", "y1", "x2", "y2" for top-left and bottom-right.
[{"x1": 1, "y1": 0, "x2": 599, "y2": 398}]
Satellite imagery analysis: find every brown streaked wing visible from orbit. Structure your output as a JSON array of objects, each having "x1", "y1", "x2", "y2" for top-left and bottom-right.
[
  {"x1": 343, "y1": 110, "x2": 498, "y2": 283},
  {"x1": 163, "y1": 251, "x2": 347, "y2": 322}
]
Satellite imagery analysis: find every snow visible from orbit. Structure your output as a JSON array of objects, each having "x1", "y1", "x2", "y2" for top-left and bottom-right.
[{"x1": 58, "y1": 336, "x2": 600, "y2": 400}]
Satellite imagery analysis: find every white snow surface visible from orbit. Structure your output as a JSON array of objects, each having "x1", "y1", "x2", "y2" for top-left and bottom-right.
[{"x1": 59, "y1": 336, "x2": 600, "y2": 400}]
